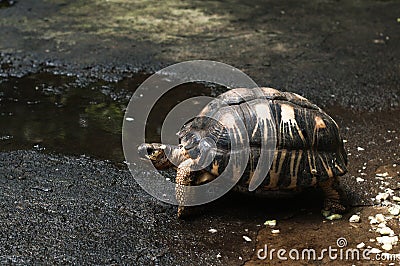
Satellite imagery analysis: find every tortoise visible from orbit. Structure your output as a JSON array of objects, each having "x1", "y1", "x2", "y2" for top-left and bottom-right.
[{"x1": 138, "y1": 87, "x2": 348, "y2": 218}]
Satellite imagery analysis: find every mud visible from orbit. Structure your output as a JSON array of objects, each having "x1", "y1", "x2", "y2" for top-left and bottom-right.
[{"x1": 0, "y1": 0, "x2": 400, "y2": 265}]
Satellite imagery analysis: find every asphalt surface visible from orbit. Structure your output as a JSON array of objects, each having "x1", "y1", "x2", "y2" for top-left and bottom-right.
[{"x1": 0, "y1": 150, "x2": 262, "y2": 265}]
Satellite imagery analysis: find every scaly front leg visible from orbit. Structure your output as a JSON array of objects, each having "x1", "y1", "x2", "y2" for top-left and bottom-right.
[{"x1": 176, "y1": 159, "x2": 195, "y2": 218}]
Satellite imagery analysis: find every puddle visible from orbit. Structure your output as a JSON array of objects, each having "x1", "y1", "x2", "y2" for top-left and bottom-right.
[
  {"x1": 0, "y1": 0, "x2": 15, "y2": 9},
  {"x1": 0, "y1": 73, "x2": 213, "y2": 161}
]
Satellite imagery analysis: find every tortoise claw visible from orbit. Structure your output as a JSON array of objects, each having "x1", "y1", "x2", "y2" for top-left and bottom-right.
[
  {"x1": 177, "y1": 206, "x2": 203, "y2": 219},
  {"x1": 177, "y1": 206, "x2": 186, "y2": 219},
  {"x1": 323, "y1": 199, "x2": 346, "y2": 214}
]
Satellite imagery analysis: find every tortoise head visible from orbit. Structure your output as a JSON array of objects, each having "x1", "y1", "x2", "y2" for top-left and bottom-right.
[{"x1": 138, "y1": 143, "x2": 174, "y2": 169}]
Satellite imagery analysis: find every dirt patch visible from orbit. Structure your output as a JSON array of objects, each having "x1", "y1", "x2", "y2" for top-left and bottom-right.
[{"x1": 247, "y1": 206, "x2": 400, "y2": 265}]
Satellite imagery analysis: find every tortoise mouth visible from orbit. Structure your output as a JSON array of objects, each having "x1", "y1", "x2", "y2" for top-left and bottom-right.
[
  {"x1": 138, "y1": 143, "x2": 168, "y2": 160},
  {"x1": 138, "y1": 143, "x2": 152, "y2": 159},
  {"x1": 138, "y1": 143, "x2": 176, "y2": 170}
]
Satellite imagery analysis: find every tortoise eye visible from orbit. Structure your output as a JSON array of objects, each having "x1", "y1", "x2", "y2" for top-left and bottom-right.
[
  {"x1": 148, "y1": 150, "x2": 160, "y2": 160},
  {"x1": 146, "y1": 147, "x2": 154, "y2": 155}
]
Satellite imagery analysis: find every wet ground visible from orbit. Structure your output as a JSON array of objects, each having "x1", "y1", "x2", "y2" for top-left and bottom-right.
[{"x1": 0, "y1": 0, "x2": 399, "y2": 265}]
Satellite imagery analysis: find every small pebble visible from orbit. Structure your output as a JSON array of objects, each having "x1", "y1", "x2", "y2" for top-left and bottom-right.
[
  {"x1": 369, "y1": 218, "x2": 378, "y2": 224},
  {"x1": 376, "y1": 193, "x2": 389, "y2": 201},
  {"x1": 243, "y1": 236, "x2": 252, "y2": 242},
  {"x1": 356, "y1": 177, "x2": 365, "y2": 182},
  {"x1": 217, "y1": 253, "x2": 222, "y2": 259},
  {"x1": 392, "y1": 196, "x2": 400, "y2": 202},
  {"x1": 382, "y1": 243, "x2": 393, "y2": 251},
  {"x1": 376, "y1": 172, "x2": 389, "y2": 177},
  {"x1": 264, "y1": 220, "x2": 276, "y2": 227},
  {"x1": 32, "y1": 186, "x2": 52, "y2": 192},
  {"x1": 377, "y1": 227, "x2": 394, "y2": 236},
  {"x1": 375, "y1": 214, "x2": 386, "y2": 223},
  {"x1": 356, "y1": 242, "x2": 365, "y2": 249},
  {"x1": 369, "y1": 248, "x2": 381, "y2": 254},
  {"x1": 326, "y1": 214, "x2": 342, "y2": 220},
  {"x1": 208, "y1": 228, "x2": 217, "y2": 233},
  {"x1": 357, "y1": 147, "x2": 365, "y2": 151},
  {"x1": 376, "y1": 236, "x2": 398, "y2": 245},
  {"x1": 349, "y1": 214, "x2": 360, "y2": 223},
  {"x1": 388, "y1": 206, "x2": 400, "y2": 216},
  {"x1": 271, "y1": 229, "x2": 280, "y2": 234},
  {"x1": 377, "y1": 222, "x2": 387, "y2": 228},
  {"x1": 385, "y1": 188, "x2": 394, "y2": 195}
]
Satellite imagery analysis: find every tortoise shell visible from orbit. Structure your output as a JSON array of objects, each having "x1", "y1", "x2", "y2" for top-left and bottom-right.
[{"x1": 177, "y1": 87, "x2": 348, "y2": 191}]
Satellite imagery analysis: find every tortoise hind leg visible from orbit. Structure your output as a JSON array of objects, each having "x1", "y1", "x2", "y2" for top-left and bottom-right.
[{"x1": 319, "y1": 177, "x2": 346, "y2": 214}]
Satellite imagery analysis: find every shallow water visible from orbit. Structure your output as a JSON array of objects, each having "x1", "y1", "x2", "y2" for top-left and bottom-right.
[{"x1": 0, "y1": 73, "x2": 212, "y2": 161}]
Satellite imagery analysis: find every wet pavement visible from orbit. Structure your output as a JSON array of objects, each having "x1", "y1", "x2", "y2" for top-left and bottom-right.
[{"x1": 1, "y1": 0, "x2": 400, "y2": 265}]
